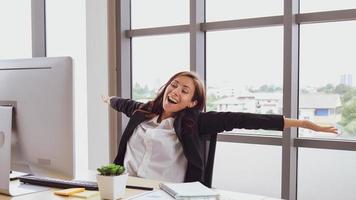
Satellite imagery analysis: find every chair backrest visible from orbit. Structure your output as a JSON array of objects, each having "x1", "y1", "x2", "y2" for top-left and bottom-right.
[{"x1": 202, "y1": 133, "x2": 217, "y2": 188}]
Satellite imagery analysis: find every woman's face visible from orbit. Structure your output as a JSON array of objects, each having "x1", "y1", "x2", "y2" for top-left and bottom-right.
[{"x1": 162, "y1": 75, "x2": 197, "y2": 116}]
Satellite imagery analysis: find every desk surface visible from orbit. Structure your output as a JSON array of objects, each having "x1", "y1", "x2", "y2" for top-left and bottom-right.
[
  {"x1": 2, "y1": 176, "x2": 159, "y2": 200},
  {"x1": 1, "y1": 174, "x2": 283, "y2": 200}
]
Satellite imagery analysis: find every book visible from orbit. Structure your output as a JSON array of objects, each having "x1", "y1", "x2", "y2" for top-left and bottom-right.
[{"x1": 159, "y1": 182, "x2": 220, "y2": 199}]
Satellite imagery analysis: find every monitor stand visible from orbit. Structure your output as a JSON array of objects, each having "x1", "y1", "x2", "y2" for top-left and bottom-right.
[{"x1": 0, "y1": 106, "x2": 49, "y2": 196}]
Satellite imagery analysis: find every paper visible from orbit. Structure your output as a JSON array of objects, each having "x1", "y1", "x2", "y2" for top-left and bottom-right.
[
  {"x1": 216, "y1": 189, "x2": 266, "y2": 200},
  {"x1": 128, "y1": 189, "x2": 174, "y2": 200}
]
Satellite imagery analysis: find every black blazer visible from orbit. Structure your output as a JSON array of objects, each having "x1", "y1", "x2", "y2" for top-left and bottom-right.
[{"x1": 110, "y1": 97, "x2": 284, "y2": 184}]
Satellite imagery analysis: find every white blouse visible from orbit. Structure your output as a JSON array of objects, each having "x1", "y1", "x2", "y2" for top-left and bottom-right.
[{"x1": 123, "y1": 116, "x2": 188, "y2": 183}]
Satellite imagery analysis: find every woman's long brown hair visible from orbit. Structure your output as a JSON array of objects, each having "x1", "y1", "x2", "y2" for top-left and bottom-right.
[{"x1": 139, "y1": 71, "x2": 206, "y2": 119}]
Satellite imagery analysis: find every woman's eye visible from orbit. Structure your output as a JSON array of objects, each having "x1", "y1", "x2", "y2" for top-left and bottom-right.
[
  {"x1": 171, "y1": 82, "x2": 178, "y2": 88},
  {"x1": 182, "y1": 90, "x2": 189, "y2": 94}
]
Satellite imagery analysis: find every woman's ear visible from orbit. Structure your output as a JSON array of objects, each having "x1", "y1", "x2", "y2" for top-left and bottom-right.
[{"x1": 189, "y1": 100, "x2": 198, "y2": 108}]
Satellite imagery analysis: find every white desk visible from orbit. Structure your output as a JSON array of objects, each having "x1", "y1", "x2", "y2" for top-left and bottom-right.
[
  {"x1": 1, "y1": 176, "x2": 157, "y2": 200},
  {"x1": 1, "y1": 172, "x2": 283, "y2": 200}
]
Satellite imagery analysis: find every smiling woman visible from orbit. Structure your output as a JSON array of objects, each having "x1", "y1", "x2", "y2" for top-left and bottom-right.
[
  {"x1": 101, "y1": 71, "x2": 337, "y2": 186},
  {"x1": 150, "y1": 71, "x2": 205, "y2": 122}
]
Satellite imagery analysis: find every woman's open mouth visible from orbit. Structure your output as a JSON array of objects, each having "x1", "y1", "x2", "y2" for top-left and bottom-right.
[{"x1": 167, "y1": 96, "x2": 178, "y2": 104}]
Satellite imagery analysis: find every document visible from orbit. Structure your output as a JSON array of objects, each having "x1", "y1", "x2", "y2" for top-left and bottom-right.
[
  {"x1": 159, "y1": 181, "x2": 220, "y2": 199},
  {"x1": 128, "y1": 189, "x2": 174, "y2": 200}
]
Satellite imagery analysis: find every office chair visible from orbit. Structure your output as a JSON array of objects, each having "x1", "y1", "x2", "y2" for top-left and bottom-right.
[{"x1": 202, "y1": 133, "x2": 217, "y2": 188}]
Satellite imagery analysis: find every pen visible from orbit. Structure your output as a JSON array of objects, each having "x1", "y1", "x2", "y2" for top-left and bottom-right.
[{"x1": 126, "y1": 185, "x2": 154, "y2": 191}]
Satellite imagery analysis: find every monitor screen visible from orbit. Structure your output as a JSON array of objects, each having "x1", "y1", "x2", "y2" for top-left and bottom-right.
[{"x1": 0, "y1": 56, "x2": 74, "y2": 180}]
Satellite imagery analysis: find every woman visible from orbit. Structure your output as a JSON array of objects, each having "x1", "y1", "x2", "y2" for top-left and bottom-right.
[{"x1": 102, "y1": 71, "x2": 337, "y2": 184}]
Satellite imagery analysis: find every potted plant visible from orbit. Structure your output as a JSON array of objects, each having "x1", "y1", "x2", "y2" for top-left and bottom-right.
[{"x1": 97, "y1": 163, "x2": 128, "y2": 200}]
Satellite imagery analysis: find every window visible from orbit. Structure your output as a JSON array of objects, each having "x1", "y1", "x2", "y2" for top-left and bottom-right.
[
  {"x1": 298, "y1": 148, "x2": 356, "y2": 200},
  {"x1": 213, "y1": 142, "x2": 281, "y2": 198},
  {"x1": 0, "y1": 0, "x2": 32, "y2": 59},
  {"x1": 206, "y1": 27, "x2": 283, "y2": 135},
  {"x1": 300, "y1": 0, "x2": 356, "y2": 13},
  {"x1": 132, "y1": 34, "x2": 189, "y2": 101},
  {"x1": 314, "y1": 109, "x2": 329, "y2": 116},
  {"x1": 299, "y1": 21, "x2": 356, "y2": 140},
  {"x1": 206, "y1": 0, "x2": 283, "y2": 22},
  {"x1": 131, "y1": 0, "x2": 189, "y2": 29},
  {"x1": 119, "y1": 1, "x2": 356, "y2": 199}
]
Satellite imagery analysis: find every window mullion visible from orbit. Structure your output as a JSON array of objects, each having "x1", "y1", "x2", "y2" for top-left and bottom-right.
[
  {"x1": 115, "y1": 0, "x2": 131, "y2": 155},
  {"x1": 190, "y1": 0, "x2": 205, "y2": 80},
  {"x1": 31, "y1": 0, "x2": 46, "y2": 57},
  {"x1": 297, "y1": 9, "x2": 356, "y2": 24},
  {"x1": 282, "y1": 0, "x2": 300, "y2": 199}
]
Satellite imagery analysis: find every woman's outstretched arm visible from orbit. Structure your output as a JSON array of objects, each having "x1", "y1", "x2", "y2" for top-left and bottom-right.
[
  {"x1": 284, "y1": 117, "x2": 338, "y2": 134},
  {"x1": 198, "y1": 111, "x2": 338, "y2": 135},
  {"x1": 101, "y1": 95, "x2": 143, "y2": 117}
]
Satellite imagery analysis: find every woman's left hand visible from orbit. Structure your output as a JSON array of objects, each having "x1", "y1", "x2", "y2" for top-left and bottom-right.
[
  {"x1": 284, "y1": 118, "x2": 338, "y2": 134},
  {"x1": 302, "y1": 120, "x2": 338, "y2": 134}
]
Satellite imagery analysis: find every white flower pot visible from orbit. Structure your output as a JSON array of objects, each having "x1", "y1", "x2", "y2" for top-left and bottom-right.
[{"x1": 97, "y1": 173, "x2": 128, "y2": 200}]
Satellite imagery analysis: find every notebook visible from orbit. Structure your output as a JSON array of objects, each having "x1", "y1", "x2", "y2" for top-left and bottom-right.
[{"x1": 159, "y1": 182, "x2": 220, "y2": 199}]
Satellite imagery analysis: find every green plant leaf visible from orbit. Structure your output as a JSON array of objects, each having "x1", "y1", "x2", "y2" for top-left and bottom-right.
[{"x1": 97, "y1": 163, "x2": 125, "y2": 176}]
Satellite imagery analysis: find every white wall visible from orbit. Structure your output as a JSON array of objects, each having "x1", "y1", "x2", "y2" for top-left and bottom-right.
[
  {"x1": 46, "y1": 0, "x2": 88, "y2": 176},
  {"x1": 86, "y1": 0, "x2": 111, "y2": 170},
  {"x1": 47, "y1": 0, "x2": 111, "y2": 173}
]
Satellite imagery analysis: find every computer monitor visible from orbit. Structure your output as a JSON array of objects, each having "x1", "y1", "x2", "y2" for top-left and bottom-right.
[{"x1": 0, "y1": 57, "x2": 74, "y2": 195}]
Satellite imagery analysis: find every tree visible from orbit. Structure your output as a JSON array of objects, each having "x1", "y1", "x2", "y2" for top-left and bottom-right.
[
  {"x1": 334, "y1": 84, "x2": 351, "y2": 95},
  {"x1": 249, "y1": 84, "x2": 282, "y2": 93},
  {"x1": 300, "y1": 88, "x2": 310, "y2": 94},
  {"x1": 340, "y1": 98, "x2": 356, "y2": 135},
  {"x1": 345, "y1": 121, "x2": 356, "y2": 135},
  {"x1": 206, "y1": 93, "x2": 218, "y2": 111},
  {"x1": 317, "y1": 83, "x2": 334, "y2": 94},
  {"x1": 342, "y1": 88, "x2": 356, "y2": 103},
  {"x1": 133, "y1": 82, "x2": 156, "y2": 100}
]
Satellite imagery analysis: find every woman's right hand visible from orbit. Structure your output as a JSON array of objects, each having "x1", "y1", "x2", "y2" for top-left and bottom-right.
[{"x1": 101, "y1": 95, "x2": 113, "y2": 104}]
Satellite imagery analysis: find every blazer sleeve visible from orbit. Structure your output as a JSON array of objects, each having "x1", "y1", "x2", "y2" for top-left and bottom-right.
[
  {"x1": 198, "y1": 111, "x2": 284, "y2": 135},
  {"x1": 110, "y1": 97, "x2": 143, "y2": 117}
]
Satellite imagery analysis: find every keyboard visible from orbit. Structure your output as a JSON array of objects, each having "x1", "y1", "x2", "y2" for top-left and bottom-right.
[
  {"x1": 19, "y1": 175, "x2": 98, "y2": 190},
  {"x1": 19, "y1": 175, "x2": 154, "y2": 191}
]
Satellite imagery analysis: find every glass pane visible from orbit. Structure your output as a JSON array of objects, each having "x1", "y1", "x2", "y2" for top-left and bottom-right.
[
  {"x1": 298, "y1": 148, "x2": 356, "y2": 200},
  {"x1": 0, "y1": 0, "x2": 32, "y2": 59},
  {"x1": 299, "y1": 21, "x2": 356, "y2": 140},
  {"x1": 131, "y1": 0, "x2": 189, "y2": 29},
  {"x1": 206, "y1": 27, "x2": 283, "y2": 135},
  {"x1": 213, "y1": 142, "x2": 281, "y2": 198},
  {"x1": 132, "y1": 34, "x2": 189, "y2": 101},
  {"x1": 206, "y1": 0, "x2": 283, "y2": 22},
  {"x1": 300, "y1": 0, "x2": 356, "y2": 13}
]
